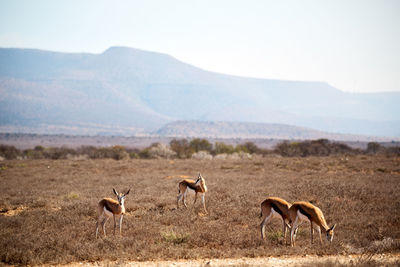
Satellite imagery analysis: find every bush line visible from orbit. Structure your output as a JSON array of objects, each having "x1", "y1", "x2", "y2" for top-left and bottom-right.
[{"x1": 0, "y1": 139, "x2": 399, "y2": 160}]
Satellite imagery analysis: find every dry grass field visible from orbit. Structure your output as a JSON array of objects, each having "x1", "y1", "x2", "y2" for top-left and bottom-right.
[{"x1": 1, "y1": 155, "x2": 400, "y2": 265}]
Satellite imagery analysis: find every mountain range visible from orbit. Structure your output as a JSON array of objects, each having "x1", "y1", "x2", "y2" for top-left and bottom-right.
[{"x1": 0, "y1": 46, "x2": 399, "y2": 139}]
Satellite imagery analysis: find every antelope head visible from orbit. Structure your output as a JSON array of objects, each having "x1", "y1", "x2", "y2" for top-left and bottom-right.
[
  {"x1": 326, "y1": 224, "x2": 336, "y2": 242},
  {"x1": 113, "y1": 188, "x2": 130, "y2": 206}
]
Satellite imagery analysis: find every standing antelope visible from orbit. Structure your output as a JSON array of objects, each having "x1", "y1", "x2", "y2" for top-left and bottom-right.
[
  {"x1": 288, "y1": 201, "x2": 336, "y2": 247},
  {"x1": 95, "y1": 188, "x2": 130, "y2": 238},
  {"x1": 260, "y1": 197, "x2": 291, "y2": 245},
  {"x1": 177, "y1": 173, "x2": 208, "y2": 213}
]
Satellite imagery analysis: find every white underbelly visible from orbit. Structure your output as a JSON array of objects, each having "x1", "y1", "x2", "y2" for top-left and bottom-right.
[
  {"x1": 270, "y1": 207, "x2": 281, "y2": 219},
  {"x1": 297, "y1": 210, "x2": 310, "y2": 222},
  {"x1": 104, "y1": 207, "x2": 114, "y2": 217}
]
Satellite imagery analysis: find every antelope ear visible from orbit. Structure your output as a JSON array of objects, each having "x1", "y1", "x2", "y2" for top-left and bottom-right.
[
  {"x1": 125, "y1": 189, "x2": 130, "y2": 195},
  {"x1": 330, "y1": 224, "x2": 336, "y2": 231},
  {"x1": 198, "y1": 173, "x2": 202, "y2": 178},
  {"x1": 113, "y1": 188, "x2": 118, "y2": 196}
]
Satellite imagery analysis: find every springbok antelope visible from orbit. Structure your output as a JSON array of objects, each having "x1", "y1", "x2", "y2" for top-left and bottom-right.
[
  {"x1": 177, "y1": 173, "x2": 208, "y2": 213},
  {"x1": 95, "y1": 188, "x2": 130, "y2": 238},
  {"x1": 260, "y1": 197, "x2": 291, "y2": 245},
  {"x1": 288, "y1": 201, "x2": 336, "y2": 247}
]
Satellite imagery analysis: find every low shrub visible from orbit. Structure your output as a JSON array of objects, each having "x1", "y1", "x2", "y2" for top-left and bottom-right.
[
  {"x1": 235, "y1": 142, "x2": 260, "y2": 154},
  {"x1": 214, "y1": 142, "x2": 235, "y2": 155},
  {"x1": 43, "y1": 147, "x2": 76, "y2": 160},
  {"x1": 23, "y1": 149, "x2": 44, "y2": 159},
  {"x1": 110, "y1": 145, "x2": 129, "y2": 160},
  {"x1": 148, "y1": 143, "x2": 176, "y2": 159},
  {"x1": 170, "y1": 139, "x2": 193, "y2": 158},
  {"x1": 0, "y1": 145, "x2": 21, "y2": 160},
  {"x1": 191, "y1": 151, "x2": 213, "y2": 160},
  {"x1": 190, "y1": 138, "x2": 213, "y2": 153},
  {"x1": 138, "y1": 148, "x2": 151, "y2": 159}
]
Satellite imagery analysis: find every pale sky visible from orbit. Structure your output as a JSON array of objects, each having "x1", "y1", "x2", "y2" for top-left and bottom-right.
[{"x1": 1, "y1": 0, "x2": 399, "y2": 93}]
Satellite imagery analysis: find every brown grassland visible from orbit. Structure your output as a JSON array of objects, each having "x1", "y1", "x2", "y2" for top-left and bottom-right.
[{"x1": 0, "y1": 155, "x2": 400, "y2": 265}]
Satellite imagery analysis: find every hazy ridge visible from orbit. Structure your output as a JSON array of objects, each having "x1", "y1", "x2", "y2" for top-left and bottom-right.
[
  {"x1": 155, "y1": 121, "x2": 394, "y2": 142},
  {"x1": 1, "y1": 46, "x2": 399, "y2": 138}
]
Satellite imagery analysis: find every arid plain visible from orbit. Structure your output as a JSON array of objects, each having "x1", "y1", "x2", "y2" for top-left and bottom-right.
[{"x1": 1, "y1": 155, "x2": 399, "y2": 265}]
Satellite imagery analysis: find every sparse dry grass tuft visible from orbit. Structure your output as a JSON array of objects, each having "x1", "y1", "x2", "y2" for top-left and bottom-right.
[
  {"x1": 161, "y1": 230, "x2": 191, "y2": 245},
  {"x1": 0, "y1": 155, "x2": 399, "y2": 265}
]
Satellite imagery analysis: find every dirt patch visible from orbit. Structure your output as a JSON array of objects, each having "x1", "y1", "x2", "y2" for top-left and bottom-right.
[
  {"x1": 0, "y1": 206, "x2": 28, "y2": 216},
  {"x1": 165, "y1": 174, "x2": 192, "y2": 179},
  {"x1": 63, "y1": 254, "x2": 400, "y2": 266}
]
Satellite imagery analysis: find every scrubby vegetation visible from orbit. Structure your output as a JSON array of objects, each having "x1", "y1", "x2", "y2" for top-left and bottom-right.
[
  {"x1": 1, "y1": 139, "x2": 399, "y2": 161},
  {"x1": 273, "y1": 139, "x2": 358, "y2": 157}
]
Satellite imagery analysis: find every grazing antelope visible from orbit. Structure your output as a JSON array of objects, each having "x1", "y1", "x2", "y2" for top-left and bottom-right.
[
  {"x1": 260, "y1": 197, "x2": 291, "y2": 245},
  {"x1": 177, "y1": 173, "x2": 208, "y2": 213},
  {"x1": 95, "y1": 188, "x2": 130, "y2": 238},
  {"x1": 288, "y1": 201, "x2": 336, "y2": 247}
]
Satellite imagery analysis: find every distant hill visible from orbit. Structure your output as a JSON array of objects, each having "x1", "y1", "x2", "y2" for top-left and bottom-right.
[
  {"x1": 0, "y1": 46, "x2": 399, "y2": 137},
  {"x1": 155, "y1": 121, "x2": 395, "y2": 142}
]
